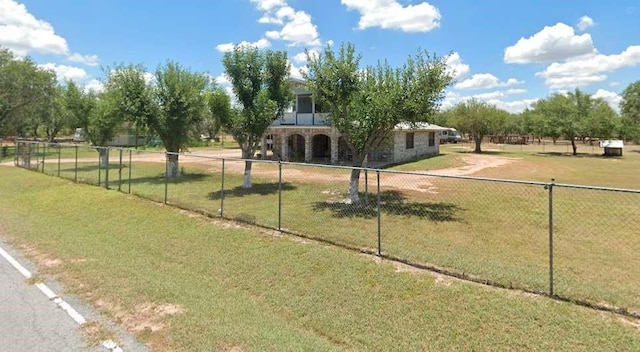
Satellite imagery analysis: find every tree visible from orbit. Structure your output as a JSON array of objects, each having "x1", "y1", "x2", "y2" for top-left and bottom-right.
[
  {"x1": 533, "y1": 88, "x2": 615, "y2": 155},
  {"x1": 582, "y1": 99, "x2": 619, "y2": 141},
  {"x1": 222, "y1": 46, "x2": 291, "y2": 188},
  {"x1": 449, "y1": 99, "x2": 506, "y2": 153},
  {"x1": 39, "y1": 86, "x2": 71, "y2": 142},
  {"x1": 63, "y1": 80, "x2": 120, "y2": 167},
  {"x1": 0, "y1": 48, "x2": 56, "y2": 136},
  {"x1": 202, "y1": 88, "x2": 230, "y2": 140},
  {"x1": 305, "y1": 42, "x2": 452, "y2": 203},
  {"x1": 147, "y1": 61, "x2": 208, "y2": 178},
  {"x1": 620, "y1": 80, "x2": 640, "y2": 142},
  {"x1": 102, "y1": 64, "x2": 156, "y2": 148}
]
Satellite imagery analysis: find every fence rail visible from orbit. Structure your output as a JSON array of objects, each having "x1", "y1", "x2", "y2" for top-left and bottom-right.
[{"x1": 12, "y1": 139, "x2": 640, "y2": 317}]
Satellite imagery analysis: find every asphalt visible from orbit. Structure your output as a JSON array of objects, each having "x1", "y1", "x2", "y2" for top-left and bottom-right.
[{"x1": 0, "y1": 240, "x2": 149, "y2": 352}]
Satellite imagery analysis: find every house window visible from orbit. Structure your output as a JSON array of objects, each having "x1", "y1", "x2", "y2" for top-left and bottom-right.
[
  {"x1": 406, "y1": 132, "x2": 415, "y2": 149},
  {"x1": 428, "y1": 132, "x2": 435, "y2": 147}
]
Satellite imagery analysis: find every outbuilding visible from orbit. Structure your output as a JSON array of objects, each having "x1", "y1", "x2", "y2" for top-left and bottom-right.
[{"x1": 599, "y1": 140, "x2": 624, "y2": 157}]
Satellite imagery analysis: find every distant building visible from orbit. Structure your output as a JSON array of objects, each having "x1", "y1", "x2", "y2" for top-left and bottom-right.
[{"x1": 261, "y1": 78, "x2": 445, "y2": 166}]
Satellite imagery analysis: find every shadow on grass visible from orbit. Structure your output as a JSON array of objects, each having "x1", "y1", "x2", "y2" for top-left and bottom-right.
[
  {"x1": 61, "y1": 164, "x2": 127, "y2": 173},
  {"x1": 208, "y1": 182, "x2": 297, "y2": 200},
  {"x1": 313, "y1": 190, "x2": 462, "y2": 222},
  {"x1": 535, "y1": 152, "x2": 611, "y2": 158}
]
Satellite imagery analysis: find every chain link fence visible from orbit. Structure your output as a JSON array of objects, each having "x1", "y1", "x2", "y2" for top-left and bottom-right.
[{"x1": 12, "y1": 139, "x2": 640, "y2": 316}]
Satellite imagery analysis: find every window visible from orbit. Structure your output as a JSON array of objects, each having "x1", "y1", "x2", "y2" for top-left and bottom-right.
[
  {"x1": 406, "y1": 132, "x2": 415, "y2": 149},
  {"x1": 428, "y1": 132, "x2": 435, "y2": 147}
]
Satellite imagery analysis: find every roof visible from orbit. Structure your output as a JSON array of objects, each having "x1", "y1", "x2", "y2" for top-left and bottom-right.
[
  {"x1": 599, "y1": 140, "x2": 624, "y2": 148},
  {"x1": 394, "y1": 122, "x2": 447, "y2": 131}
]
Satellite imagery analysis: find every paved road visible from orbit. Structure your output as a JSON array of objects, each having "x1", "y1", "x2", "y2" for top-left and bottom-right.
[{"x1": 0, "y1": 241, "x2": 148, "y2": 352}]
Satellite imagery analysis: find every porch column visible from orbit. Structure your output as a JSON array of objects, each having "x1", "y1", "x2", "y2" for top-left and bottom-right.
[
  {"x1": 260, "y1": 135, "x2": 267, "y2": 160},
  {"x1": 312, "y1": 96, "x2": 316, "y2": 125},
  {"x1": 330, "y1": 136, "x2": 338, "y2": 164},
  {"x1": 304, "y1": 133, "x2": 312, "y2": 162},
  {"x1": 281, "y1": 133, "x2": 289, "y2": 161}
]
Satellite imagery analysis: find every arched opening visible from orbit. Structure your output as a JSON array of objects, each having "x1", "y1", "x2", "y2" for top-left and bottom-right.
[
  {"x1": 287, "y1": 134, "x2": 305, "y2": 161},
  {"x1": 312, "y1": 134, "x2": 331, "y2": 161}
]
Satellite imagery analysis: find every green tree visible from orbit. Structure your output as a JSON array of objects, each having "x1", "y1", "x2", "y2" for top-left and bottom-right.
[
  {"x1": 103, "y1": 64, "x2": 156, "y2": 148},
  {"x1": 582, "y1": 99, "x2": 619, "y2": 141},
  {"x1": 147, "y1": 61, "x2": 208, "y2": 178},
  {"x1": 202, "y1": 88, "x2": 230, "y2": 140},
  {"x1": 305, "y1": 42, "x2": 452, "y2": 203},
  {"x1": 620, "y1": 80, "x2": 640, "y2": 142},
  {"x1": 63, "y1": 80, "x2": 121, "y2": 167},
  {"x1": 0, "y1": 48, "x2": 56, "y2": 137},
  {"x1": 222, "y1": 47, "x2": 292, "y2": 188},
  {"x1": 534, "y1": 93, "x2": 579, "y2": 153},
  {"x1": 449, "y1": 99, "x2": 506, "y2": 153},
  {"x1": 39, "y1": 85, "x2": 71, "y2": 142}
]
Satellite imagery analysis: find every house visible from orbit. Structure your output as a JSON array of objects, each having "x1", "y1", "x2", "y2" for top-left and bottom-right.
[{"x1": 260, "y1": 78, "x2": 446, "y2": 166}]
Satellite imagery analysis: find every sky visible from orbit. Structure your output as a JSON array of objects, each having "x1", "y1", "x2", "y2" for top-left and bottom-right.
[{"x1": 1, "y1": 0, "x2": 639, "y2": 113}]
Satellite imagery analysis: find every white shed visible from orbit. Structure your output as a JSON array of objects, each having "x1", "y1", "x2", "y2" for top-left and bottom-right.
[{"x1": 599, "y1": 140, "x2": 624, "y2": 156}]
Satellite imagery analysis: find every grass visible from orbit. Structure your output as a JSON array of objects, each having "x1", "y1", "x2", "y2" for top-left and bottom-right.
[
  {"x1": 0, "y1": 166, "x2": 639, "y2": 351},
  {"x1": 25, "y1": 141, "x2": 640, "y2": 315}
]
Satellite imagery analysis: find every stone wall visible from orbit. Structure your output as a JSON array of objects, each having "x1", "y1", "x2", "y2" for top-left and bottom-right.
[{"x1": 392, "y1": 131, "x2": 439, "y2": 164}]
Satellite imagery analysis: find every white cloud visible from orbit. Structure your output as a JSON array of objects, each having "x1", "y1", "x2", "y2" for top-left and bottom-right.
[
  {"x1": 504, "y1": 23, "x2": 595, "y2": 64},
  {"x1": 262, "y1": 7, "x2": 321, "y2": 46},
  {"x1": 0, "y1": 0, "x2": 69, "y2": 56},
  {"x1": 454, "y1": 73, "x2": 523, "y2": 90},
  {"x1": 293, "y1": 49, "x2": 319, "y2": 64},
  {"x1": 251, "y1": 2, "x2": 322, "y2": 47},
  {"x1": 576, "y1": 15, "x2": 595, "y2": 31},
  {"x1": 215, "y1": 38, "x2": 271, "y2": 53},
  {"x1": 67, "y1": 53, "x2": 99, "y2": 66},
  {"x1": 536, "y1": 45, "x2": 640, "y2": 89},
  {"x1": 489, "y1": 99, "x2": 538, "y2": 113},
  {"x1": 250, "y1": 0, "x2": 286, "y2": 11},
  {"x1": 341, "y1": 0, "x2": 441, "y2": 33},
  {"x1": 289, "y1": 61, "x2": 306, "y2": 80},
  {"x1": 213, "y1": 73, "x2": 229, "y2": 86},
  {"x1": 609, "y1": 81, "x2": 620, "y2": 87},
  {"x1": 38, "y1": 63, "x2": 88, "y2": 82},
  {"x1": 444, "y1": 52, "x2": 470, "y2": 80},
  {"x1": 592, "y1": 89, "x2": 622, "y2": 112},
  {"x1": 441, "y1": 89, "x2": 534, "y2": 113},
  {"x1": 83, "y1": 79, "x2": 104, "y2": 93}
]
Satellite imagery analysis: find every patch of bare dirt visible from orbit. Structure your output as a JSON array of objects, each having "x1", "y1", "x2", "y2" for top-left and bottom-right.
[
  {"x1": 428, "y1": 153, "x2": 520, "y2": 176},
  {"x1": 94, "y1": 299, "x2": 186, "y2": 333},
  {"x1": 17, "y1": 244, "x2": 64, "y2": 269}
]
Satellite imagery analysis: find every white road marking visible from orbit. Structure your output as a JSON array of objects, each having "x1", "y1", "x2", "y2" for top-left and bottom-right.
[{"x1": 0, "y1": 243, "x2": 124, "y2": 351}]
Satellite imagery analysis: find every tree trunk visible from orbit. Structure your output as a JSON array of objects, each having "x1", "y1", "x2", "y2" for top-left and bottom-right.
[
  {"x1": 243, "y1": 160, "x2": 253, "y2": 188},
  {"x1": 347, "y1": 153, "x2": 367, "y2": 204},
  {"x1": 347, "y1": 168, "x2": 361, "y2": 204},
  {"x1": 474, "y1": 136, "x2": 482, "y2": 153},
  {"x1": 571, "y1": 138, "x2": 577, "y2": 155},
  {"x1": 166, "y1": 153, "x2": 180, "y2": 178},
  {"x1": 552, "y1": 137, "x2": 557, "y2": 145},
  {"x1": 98, "y1": 148, "x2": 109, "y2": 168}
]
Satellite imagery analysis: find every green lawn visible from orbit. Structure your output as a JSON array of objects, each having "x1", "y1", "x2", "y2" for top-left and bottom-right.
[
  {"x1": 22, "y1": 141, "x2": 640, "y2": 315},
  {"x1": 0, "y1": 166, "x2": 639, "y2": 351}
]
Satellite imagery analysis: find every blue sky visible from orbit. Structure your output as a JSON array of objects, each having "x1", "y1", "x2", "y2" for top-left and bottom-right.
[{"x1": 2, "y1": 0, "x2": 639, "y2": 113}]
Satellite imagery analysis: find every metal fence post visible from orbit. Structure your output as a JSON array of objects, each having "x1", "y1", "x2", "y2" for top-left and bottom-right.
[
  {"x1": 41, "y1": 142, "x2": 45, "y2": 173},
  {"x1": 105, "y1": 148, "x2": 110, "y2": 189},
  {"x1": 278, "y1": 161, "x2": 282, "y2": 231},
  {"x1": 98, "y1": 148, "x2": 102, "y2": 186},
  {"x1": 365, "y1": 169, "x2": 369, "y2": 204},
  {"x1": 57, "y1": 143, "x2": 61, "y2": 177},
  {"x1": 128, "y1": 149, "x2": 132, "y2": 194},
  {"x1": 118, "y1": 148, "x2": 123, "y2": 192},
  {"x1": 377, "y1": 170, "x2": 382, "y2": 256},
  {"x1": 74, "y1": 144, "x2": 78, "y2": 182},
  {"x1": 220, "y1": 159, "x2": 225, "y2": 217},
  {"x1": 164, "y1": 152, "x2": 169, "y2": 204},
  {"x1": 546, "y1": 178, "x2": 555, "y2": 296}
]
